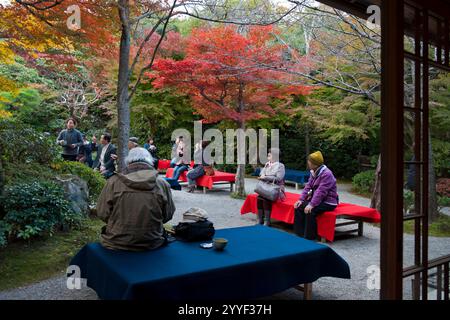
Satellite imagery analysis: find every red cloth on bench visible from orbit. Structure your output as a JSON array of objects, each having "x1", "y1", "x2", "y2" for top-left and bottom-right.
[
  {"x1": 240, "y1": 192, "x2": 381, "y2": 242},
  {"x1": 166, "y1": 168, "x2": 236, "y2": 190},
  {"x1": 157, "y1": 159, "x2": 172, "y2": 170}
]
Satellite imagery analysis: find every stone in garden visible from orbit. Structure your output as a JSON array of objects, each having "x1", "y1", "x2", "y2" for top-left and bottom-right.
[{"x1": 55, "y1": 174, "x2": 90, "y2": 216}]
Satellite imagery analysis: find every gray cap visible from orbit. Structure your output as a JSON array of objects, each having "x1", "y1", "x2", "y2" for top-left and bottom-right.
[
  {"x1": 129, "y1": 137, "x2": 139, "y2": 145},
  {"x1": 181, "y1": 207, "x2": 208, "y2": 223}
]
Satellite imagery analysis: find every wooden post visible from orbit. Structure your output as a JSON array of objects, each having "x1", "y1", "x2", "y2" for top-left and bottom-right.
[
  {"x1": 303, "y1": 283, "x2": 312, "y2": 300},
  {"x1": 358, "y1": 221, "x2": 364, "y2": 237},
  {"x1": 380, "y1": 0, "x2": 404, "y2": 300},
  {"x1": 294, "y1": 283, "x2": 313, "y2": 300}
]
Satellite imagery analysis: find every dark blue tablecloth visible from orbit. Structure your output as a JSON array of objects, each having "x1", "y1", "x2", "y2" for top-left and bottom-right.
[
  {"x1": 69, "y1": 225, "x2": 350, "y2": 300},
  {"x1": 253, "y1": 168, "x2": 310, "y2": 184}
]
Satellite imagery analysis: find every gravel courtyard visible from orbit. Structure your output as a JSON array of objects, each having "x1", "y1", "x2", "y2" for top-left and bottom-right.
[{"x1": 0, "y1": 177, "x2": 448, "y2": 300}]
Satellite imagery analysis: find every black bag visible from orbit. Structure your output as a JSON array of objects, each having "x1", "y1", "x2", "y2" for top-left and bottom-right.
[{"x1": 174, "y1": 220, "x2": 215, "y2": 242}]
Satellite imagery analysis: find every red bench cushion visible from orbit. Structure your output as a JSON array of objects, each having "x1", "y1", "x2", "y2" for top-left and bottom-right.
[
  {"x1": 166, "y1": 168, "x2": 236, "y2": 189},
  {"x1": 157, "y1": 159, "x2": 172, "y2": 170},
  {"x1": 240, "y1": 192, "x2": 380, "y2": 242}
]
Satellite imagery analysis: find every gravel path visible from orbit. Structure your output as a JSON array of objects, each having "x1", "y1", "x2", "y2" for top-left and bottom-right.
[{"x1": 0, "y1": 177, "x2": 448, "y2": 300}]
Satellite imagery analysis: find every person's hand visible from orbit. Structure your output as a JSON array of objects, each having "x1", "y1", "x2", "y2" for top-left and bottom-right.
[
  {"x1": 259, "y1": 174, "x2": 265, "y2": 180},
  {"x1": 110, "y1": 154, "x2": 118, "y2": 160},
  {"x1": 304, "y1": 204, "x2": 314, "y2": 214},
  {"x1": 100, "y1": 165, "x2": 106, "y2": 173},
  {"x1": 70, "y1": 144, "x2": 76, "y2": 148},
  {"x1": 294, "y1": 200, "x2": 303, "y2": 209}
]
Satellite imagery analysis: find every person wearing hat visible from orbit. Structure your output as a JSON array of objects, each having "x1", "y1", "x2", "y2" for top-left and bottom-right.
[
  {"x1": 293, "y1": 151, "x2": 339, "y2": 240},
  {"x1": 256, "y1": 148, "x2": 286, "y2": 226},
  {"x1": 128, "y1": 137, "x2": 139, "y2": 150}
]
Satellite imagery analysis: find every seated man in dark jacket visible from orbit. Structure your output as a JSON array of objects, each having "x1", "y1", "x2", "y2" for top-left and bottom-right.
[
  {"x1": 96, "y1": 147, "x2": 175, "y2": 251},
  {"x1": 94, "y1": 133, "x2": 117, "y2": 178}
]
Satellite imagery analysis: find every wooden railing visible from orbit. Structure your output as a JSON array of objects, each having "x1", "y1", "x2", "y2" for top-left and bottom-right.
[{"x1": 404, "y1": 254, "x2": 450, "y2": 300}]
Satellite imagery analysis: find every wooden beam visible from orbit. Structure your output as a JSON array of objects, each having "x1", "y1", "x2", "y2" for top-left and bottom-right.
[{"x1": 380, "y1": 0, "x2": 404, "y2": 300}]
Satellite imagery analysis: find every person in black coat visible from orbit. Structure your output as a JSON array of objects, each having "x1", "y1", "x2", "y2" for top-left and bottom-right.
[
  {"x1": 94, "y1": 133, "x2": 117, "y2": 179},
  {"x1": 78, "y1": 135, "x2": 97, "y2": 168}
]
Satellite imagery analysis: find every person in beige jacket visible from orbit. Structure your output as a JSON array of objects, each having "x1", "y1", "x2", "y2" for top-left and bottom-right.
[
  {"x1": 256, "y1": 148, "x2": 286, "y2": 226},
  {"x1": 96, "y1": 147, "x2": 175, "y2": 251}
]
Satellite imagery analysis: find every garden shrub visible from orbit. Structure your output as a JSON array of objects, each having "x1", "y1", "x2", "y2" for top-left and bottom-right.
[
  {"x1": 438, "y1": 196, "x2": 450, "y2": 207},
  {"x1": 51, "y1": 161, "x2": 105, "y2": 201},
  {"x1": 0, "y1": 118, "x2": 59, "y2": 166},
  {"x1": 3, "y1": 162, "x2": 55, "y2": 185},
  {"x1": 214, "y1": 163, "x2": 238, "y2": 174},
  {"x1": 403, "y1": 189, "x2": 415, "y2": 214},
  {"x1": 2, "y1": 181, "x2": 83, "y2": 243},
  {"x1": 0, "y1": 220, "x2": 10, "y2": 248},
  {"x1": 436, "y1": 178, "x2": 450, "y2": 197},
  {"x1": 352, "y1": 170, "x2": 375, "y2": 194}
]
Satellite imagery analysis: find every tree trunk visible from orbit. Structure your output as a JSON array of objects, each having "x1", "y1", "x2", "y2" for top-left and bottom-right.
[
  {"x1": 305, "y1": 123, "x2": 310, "y2": 168},
  {"x1": 234, "y1": 82, "x2": 246, "y2": 197},
  {"x1": 234, "y1": 122, "x2": 247, "y2": 197},
  {"x1": 370, "y1": 154, "x2": 381, "y2": 211},
  {"x1": 116, "y1": 0, "x2": 131, "y2": 172}
]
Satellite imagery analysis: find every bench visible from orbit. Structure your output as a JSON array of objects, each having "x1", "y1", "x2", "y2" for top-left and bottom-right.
[
  {"x1": 240, "y1": 192, "x2": 381, "y2": 242},
  {"x1": 253, "y1": 167, "x2": 310, "y2": 189},
  {"x1": 156, "y1": 159, "x2": 172, "y2": 171},
  {"x1": 166, "y1": 167, "x2": 236, "y2": 193}
]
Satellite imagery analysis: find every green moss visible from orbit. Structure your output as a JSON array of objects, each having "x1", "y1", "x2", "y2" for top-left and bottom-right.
[{"x1": 0, "y1": 218, "x2": 103, "y2": 291}]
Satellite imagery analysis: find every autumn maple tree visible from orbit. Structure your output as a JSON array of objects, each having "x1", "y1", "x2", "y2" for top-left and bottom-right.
[
  {"x1": 1, "y1": 0, "x2": 303, "y2": 171},
  {"x1": 152, "y1": 25, "x2": 312, "y2": 196}
]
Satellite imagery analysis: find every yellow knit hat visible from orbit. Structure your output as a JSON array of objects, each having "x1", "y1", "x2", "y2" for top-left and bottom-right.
[{"x1": 308, "y1": 151, "x2": 324, "y2": 166}]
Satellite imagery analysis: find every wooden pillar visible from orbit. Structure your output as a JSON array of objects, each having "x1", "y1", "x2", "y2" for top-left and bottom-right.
[{"x1": 380, "y1": 0, "x2": 405, "y2": 300}]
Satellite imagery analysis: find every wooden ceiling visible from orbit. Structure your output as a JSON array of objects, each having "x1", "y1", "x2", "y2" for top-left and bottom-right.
[{"x1": 317, "y1": 0, "x2": 450, "y2": 47}]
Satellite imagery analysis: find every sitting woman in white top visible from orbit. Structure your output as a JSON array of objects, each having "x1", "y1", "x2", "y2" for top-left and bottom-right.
[{"x1": 256, "y1": 148, "x2": 286, "y2": 226}]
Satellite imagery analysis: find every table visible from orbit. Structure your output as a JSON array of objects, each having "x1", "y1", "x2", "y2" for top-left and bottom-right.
[
  {"x1": 241, "y1": 192, "x2": 381, "y2": 242},
  {"x1": 69, "y1": 225, "x2": 350, "y2": 300},
  {"x1": 166, "y1": 168, "x2": 236, "y2": 193}
]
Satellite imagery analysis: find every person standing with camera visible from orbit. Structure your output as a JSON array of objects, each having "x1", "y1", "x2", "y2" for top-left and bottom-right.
[
  {"x1": 56, "y1": 118, "x2": 84, "y2": 162},
  {"x1": 294, "y1": 151, "x2": 339, "y2": 240}
]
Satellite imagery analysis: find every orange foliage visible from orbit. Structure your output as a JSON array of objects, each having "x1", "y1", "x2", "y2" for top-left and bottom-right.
[{"x1": 152, "y1": 26, "x2": 313, "y2": 124}]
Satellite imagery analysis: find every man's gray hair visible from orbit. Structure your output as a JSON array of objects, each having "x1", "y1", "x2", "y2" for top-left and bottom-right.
[{"x1": 125, "y1": 147, "x2": 154, "y2": 166}]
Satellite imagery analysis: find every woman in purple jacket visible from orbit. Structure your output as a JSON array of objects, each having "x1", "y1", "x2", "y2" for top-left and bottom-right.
[{"x1": 293, "y1": 151, "x2": 339, "y2": 240}]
